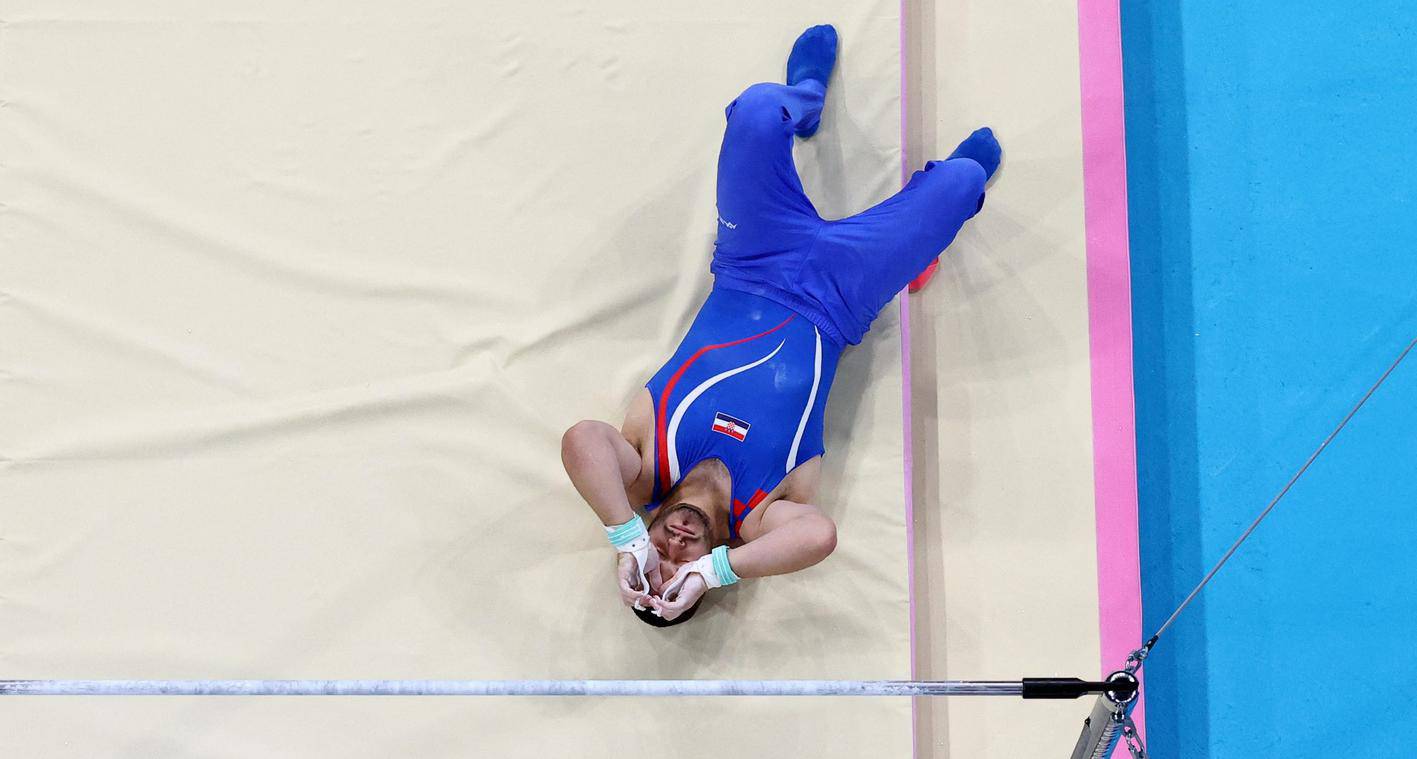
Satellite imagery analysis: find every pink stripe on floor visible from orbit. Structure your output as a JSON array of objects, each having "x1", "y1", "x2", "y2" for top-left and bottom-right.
[{"x1": 1077, "y1": 0, "x2": 1146, "y2": 738}]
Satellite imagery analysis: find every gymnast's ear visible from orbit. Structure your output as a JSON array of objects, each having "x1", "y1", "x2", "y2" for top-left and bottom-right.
[{"x1": 633, "y1": 598, "x2": 702, "y2": 628}]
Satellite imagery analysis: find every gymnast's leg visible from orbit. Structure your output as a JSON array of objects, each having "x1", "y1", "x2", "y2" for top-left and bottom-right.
[
  {"x1": 909, "y1": 127, "x2": 1002, "y2": 290},
  {"x1": 710, "y1": 25, "x2": 837, "y2": 285},
  {"x1": 800, "y1": 128, "x2": 1002, "y2": 344}
]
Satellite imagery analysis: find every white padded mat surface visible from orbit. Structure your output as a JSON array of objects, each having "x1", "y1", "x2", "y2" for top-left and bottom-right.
[{"x1": 0, "y1": 3, "x2": 912, "y2": 756}]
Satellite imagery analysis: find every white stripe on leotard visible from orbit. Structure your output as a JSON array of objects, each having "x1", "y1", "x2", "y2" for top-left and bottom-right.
[
  {"x1": 786, "y1": 327, "x2": 823, "y2": 473},
  {"x1": 667, "y1": 339, "x2": 786, "y2": 483}
]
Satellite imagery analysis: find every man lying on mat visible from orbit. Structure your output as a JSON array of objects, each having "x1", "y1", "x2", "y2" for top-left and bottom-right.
[{"x1": 561, "y1": 24, "x2": 1000, "y2": 625}]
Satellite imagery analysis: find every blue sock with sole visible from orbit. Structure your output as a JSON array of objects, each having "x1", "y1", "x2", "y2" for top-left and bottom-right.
[
  {"x1": 947, "y1": 127, "x2": 1002, "y2": 180},
  {"x1": 785, "y1": 24, "x2": 837, "y2": 137}
]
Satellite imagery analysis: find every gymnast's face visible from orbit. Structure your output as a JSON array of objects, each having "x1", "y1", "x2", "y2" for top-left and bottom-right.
[{"x1": 647, "y1": 503, "x2": 713, "y2": 591}]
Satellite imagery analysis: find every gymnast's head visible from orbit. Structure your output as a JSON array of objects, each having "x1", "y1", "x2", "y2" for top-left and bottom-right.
[
  {"x1": 647, "y1": 501, "x2": 714, "y2": 581},
  {"x1": 631, "y1": 501, "x2": 714, "y2": 627}
]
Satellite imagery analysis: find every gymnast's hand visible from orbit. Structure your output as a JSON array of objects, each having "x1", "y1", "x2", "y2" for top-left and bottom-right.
[
  {"x1": 649, "y1": 569, "x2": 709, "y2": 621},
  {"x1": 616, "y1": 552, "x2": 660, "y2": 610}
]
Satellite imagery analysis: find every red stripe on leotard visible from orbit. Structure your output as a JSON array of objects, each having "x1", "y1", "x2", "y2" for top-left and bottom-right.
[
  {"x1": 730, "y1": 489, "x2": 772, "y2": 539},
  {"x1": 654, "y1": 316, "x2": 794, "y2": 497}
]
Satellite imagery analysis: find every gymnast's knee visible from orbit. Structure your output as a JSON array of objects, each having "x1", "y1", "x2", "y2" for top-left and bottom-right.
[
  {"x1": 724, "y1": 82, "x2": 795, "y2": 133},
  {"x1": 921, "y1": 157, "x2": 989, "y2": 216}
]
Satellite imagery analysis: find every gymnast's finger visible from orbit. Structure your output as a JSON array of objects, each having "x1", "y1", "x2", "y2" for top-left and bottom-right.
[{"x1": 657, "y1": 600, "x2": 686, "y2": 622}]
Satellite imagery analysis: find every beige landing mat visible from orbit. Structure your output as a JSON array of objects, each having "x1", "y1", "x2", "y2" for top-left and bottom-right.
[
  {"x1": 906, "y1": 0, "x2": 1108, "y2": 756},
  {"x1": 0, "y1": 2, "x2": 914, "y2": 757}
]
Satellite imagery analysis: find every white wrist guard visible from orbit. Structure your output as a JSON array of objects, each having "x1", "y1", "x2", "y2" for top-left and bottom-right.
[
  {"x1": 605, "y1": 516, "x2": 658, "y2": 598},
  {"x1": 663, "y1": 545, "x2": 739, "y2": 598}
]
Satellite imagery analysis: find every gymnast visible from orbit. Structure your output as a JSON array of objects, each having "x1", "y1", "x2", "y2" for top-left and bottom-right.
[{"x1": 561, "y1": 24, "x2": 1000, "y2": 625}]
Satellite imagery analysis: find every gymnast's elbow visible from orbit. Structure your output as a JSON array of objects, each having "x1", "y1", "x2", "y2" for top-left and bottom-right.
[{"x1": 560, "y1": 420, "x2": 607, "y2": 471}]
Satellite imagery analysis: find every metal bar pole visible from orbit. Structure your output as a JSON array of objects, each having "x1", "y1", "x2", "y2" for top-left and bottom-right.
[{"x1": 0, "y1": 679, "x2": 1027, "y2": 697}]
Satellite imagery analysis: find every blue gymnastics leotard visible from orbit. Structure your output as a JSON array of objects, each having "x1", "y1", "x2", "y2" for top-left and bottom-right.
[
  {"x1": 645, "y1": 287, "x2": 841, "y2": 540},
  {"x1": 643, "y1": 80, "x2": 986, "y2": 538}
]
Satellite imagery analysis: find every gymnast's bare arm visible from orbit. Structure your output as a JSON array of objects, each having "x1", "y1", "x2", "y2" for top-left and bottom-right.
[
  {"x1": 733, "y1": 483, "x2": 838, "y2": 577},
  {"x1": 648, "y1": 504, "x2": 836, "y2": 622},
  {"x1": 559, "y1": 418, "x2": 648, "y2": 530},
  {"x1": 561, "y1": 406, "x2": 657, "y2": 608},
  {"x1": 649, "y1": 457, "x2": 838, "y2": 619}
]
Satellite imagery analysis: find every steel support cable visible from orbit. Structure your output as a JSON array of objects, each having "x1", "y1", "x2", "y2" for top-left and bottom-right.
[{"x1": 1127, "y1": 335, "x2": 1416, "y2": 672}]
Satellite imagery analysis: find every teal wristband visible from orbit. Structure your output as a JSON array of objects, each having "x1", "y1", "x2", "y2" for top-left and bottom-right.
[
  {"x1": 605, "y1": 516, "x2": 647, "y2": 549},
  {"x1": 710, "y1": 545, "x2": 739, "y2": 586}
]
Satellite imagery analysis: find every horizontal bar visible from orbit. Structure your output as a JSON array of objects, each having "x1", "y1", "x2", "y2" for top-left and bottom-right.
[
  {"x1": 1024, "y1": 676, "x2": 1138, "y2": 700},
  {"x1": 1, "y1": 679, "x2": 1027, "y2": 697}
]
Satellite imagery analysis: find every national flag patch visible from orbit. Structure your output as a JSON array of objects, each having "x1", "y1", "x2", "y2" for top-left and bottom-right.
[{"x1": 711, "y1": 412, "x2": 750, "y2": 441}]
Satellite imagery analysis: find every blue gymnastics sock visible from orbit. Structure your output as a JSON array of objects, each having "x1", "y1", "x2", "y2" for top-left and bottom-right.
[
  {"x1": 947, "y1": 127, "x2": 1002, "y2": 180},
  {"x1": 787, "y1": 24, "x2": 837, "y2": 87},
  {"x1": 786, "y1": 25, "x2": 837, "y2": 137}
]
